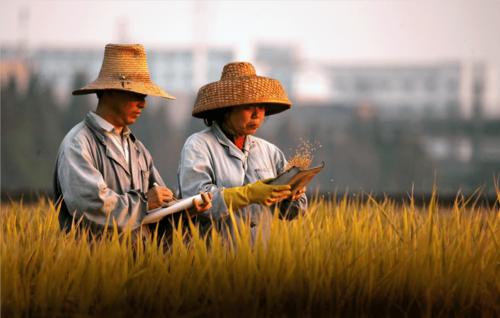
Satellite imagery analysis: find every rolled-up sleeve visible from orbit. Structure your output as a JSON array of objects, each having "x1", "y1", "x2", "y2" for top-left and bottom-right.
[
  {"x1": 177, "y1": 136, "x2": 228, "y2": 221},
  {"x1": 58, "y1": 139, "x2": 147, "y2": 230}
]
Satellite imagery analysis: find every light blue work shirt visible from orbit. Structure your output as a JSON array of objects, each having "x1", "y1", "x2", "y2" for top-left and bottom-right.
[
  {"x1": 177, "y1": 122, "x2": 307, "y2": 227},
  {"x1": 54, "y1": 112, "x2": 165, "y2": 232}
]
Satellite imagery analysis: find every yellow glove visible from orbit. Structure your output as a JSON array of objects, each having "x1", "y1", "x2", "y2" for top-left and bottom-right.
[{"x1": 223, "y1": 180, "x2": 292, "y2": 210}]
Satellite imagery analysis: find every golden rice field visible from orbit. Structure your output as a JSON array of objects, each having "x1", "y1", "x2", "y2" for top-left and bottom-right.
[{"x1": 1, "y1": 193, "x2": 499, "y2": 317}]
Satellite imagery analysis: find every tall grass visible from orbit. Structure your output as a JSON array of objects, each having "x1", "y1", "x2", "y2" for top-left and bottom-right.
[{"x1": 1, "y1": 194, "x2": 499, "y2": 317}]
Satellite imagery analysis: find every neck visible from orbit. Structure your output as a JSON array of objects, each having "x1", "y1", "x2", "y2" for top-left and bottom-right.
[
  {"x1": 220, "y1": 122, "x2": 245, "y2": 139},
  {"x1": 96, "y1": 101, "x2": 124, "y2": 135},
  {"x1": 220, "y1": 122, "x2": 246, "y2": 149}
]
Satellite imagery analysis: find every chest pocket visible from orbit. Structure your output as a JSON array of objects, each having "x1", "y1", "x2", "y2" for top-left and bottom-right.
[{"x1": 254, "y1": 168, "x2": 275, "y2": 180}]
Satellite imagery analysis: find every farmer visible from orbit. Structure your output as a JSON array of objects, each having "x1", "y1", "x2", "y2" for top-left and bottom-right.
[
  {"x1": 177, "y1": 62, "x2": 307, "y2": 234},
  {"x1": 54, "y1": 43, "x2": 211, "y2": 233}
]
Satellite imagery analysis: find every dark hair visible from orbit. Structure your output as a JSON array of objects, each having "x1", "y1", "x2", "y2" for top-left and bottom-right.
[
  {"x1": 96, "y1": 91, "x2": 104, "y2": 99},
  {"x1": 203, "y1": 108, "x2": 229, "y2": 127}
]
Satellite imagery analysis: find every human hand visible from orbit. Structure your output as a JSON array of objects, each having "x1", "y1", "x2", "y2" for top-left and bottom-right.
[
  {"x1": 223, "y1": 181, "x2": 291, "y2": 210},
  {"x1": 192, "y1": 192, "x2": 212, "y2": 213},
  {"x1": 291, "y1": 187, "x2": 306, "y2": 201},
  {"x1": 248, "y1": 181, "x2": 292, "y2": 206},
  {"x1": 147, "y1": 185, "x2": 175, "y2": 210}
]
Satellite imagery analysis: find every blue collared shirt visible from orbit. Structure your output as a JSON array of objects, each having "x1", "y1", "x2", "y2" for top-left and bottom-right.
[
  {"x1": 54, "y1": 112, "x2": 165, "y2": 231},
  {"x1": 177, "y1": 122, "x2": 307, "y2": 225},
  {"x1": 88, "y1": 112, "x2": 130, "y2": 165}
]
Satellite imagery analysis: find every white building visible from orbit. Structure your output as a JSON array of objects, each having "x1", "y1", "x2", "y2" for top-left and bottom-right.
[
  {"x1": 327, "y1": 63, "x2": 461, "y2": 119},
  {"x1": 255, "y1": 44, "x2": 298, "y2": 97}
]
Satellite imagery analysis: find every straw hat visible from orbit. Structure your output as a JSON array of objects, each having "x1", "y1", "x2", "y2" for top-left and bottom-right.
[
  {"x1": 72, "y1": 44, "x2": 175, "y2": 99},
  {"x1": 192, "y1": 62, "x2": 291, "y2": 118}
]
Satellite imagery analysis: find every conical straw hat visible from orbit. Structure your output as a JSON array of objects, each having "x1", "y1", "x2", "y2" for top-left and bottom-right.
[
  {"x1": 192, "y1": 62, "x2": 291, "y2": 118},
  {"x1": 72, "y1": 44, "x2": 175, "y2": 99}
]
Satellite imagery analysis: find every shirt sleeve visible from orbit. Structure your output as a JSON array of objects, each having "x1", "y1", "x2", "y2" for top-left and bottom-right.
[
  {"x1": 57, "y1": 137, "x2": 148, "y2": 231},
  {"x1": 177, "y1": 135, "x2": 229, "y2": 221},
  {"x1": 149, "y1": 166, "x2": 165, "y2": 187},
  {"x1": 133, "y1": 139, "x2": 166, "y2": 193}
]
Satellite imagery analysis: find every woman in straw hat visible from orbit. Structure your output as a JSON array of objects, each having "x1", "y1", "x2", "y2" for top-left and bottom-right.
[
  {"x1": 178, "y1": 62, "x2": 307, "y2": 233},
  {"x1": 54, "y1": 43, "x2": 211, "y2": 234}
]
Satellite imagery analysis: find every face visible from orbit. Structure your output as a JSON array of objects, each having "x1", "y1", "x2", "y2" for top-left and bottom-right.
[
  {"x1": 105, "y1": 90, "x2": 147, "y2": 127},
  {"x1": 224, "y1": 104, "x2": 266, "y2": 136}
]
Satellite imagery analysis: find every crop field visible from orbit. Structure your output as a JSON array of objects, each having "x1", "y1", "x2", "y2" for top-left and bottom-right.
[{"x1": 1, "y1": 193, "x2": 499, "y2": 317}]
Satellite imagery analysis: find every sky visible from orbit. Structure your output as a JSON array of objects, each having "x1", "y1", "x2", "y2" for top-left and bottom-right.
[{"x1": 1, "y1": 0, "x2": 499, "y2": 109}]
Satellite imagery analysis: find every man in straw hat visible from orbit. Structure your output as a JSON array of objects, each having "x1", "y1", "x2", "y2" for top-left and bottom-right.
[
  {"x1": 178, "y1": 62, "x2": 307, "y2": 234},
  {"x1": 54, "y1": 43, "x2": 211, "y2": 233}
]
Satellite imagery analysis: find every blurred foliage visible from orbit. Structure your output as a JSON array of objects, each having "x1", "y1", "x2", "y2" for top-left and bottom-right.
[
  {"x1": 2, "y1": 74, "x2": 64, "y2": 190},
  {"x1": 1, "y1": 72, "x2": 499, "y2": 196}
]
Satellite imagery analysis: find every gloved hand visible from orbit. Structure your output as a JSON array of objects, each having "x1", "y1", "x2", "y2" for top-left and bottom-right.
[{"x1": 223, "y1": 180, "x2": 292, "y2": 210}]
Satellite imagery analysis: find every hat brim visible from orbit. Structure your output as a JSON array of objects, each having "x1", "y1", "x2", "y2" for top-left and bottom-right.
[
  {"x1": 72, "y1": 80, "x2": 176, "y2": 99},
  {"x1": 192, "y1": 101, "x2": 290, "y2": 118}
]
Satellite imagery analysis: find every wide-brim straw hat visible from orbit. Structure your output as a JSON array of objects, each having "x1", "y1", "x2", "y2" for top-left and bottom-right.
[
  {"x1": 192, "y1": 62, "x2": 291, "y2": 118},
  {"x1": 72, "y1": 44, "x2": 175, "y2": 99}
]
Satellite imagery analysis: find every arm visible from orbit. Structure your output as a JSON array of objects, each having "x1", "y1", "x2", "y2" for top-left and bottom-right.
[
  {"x1": 178, "y1": 136, "x2": 228, "y2": 221},
  {"x1": 178, "y1": 135, "x2": 292, "y2": 220},
  {"x1": 58, "y1": 138, "x2": 147, "y2": 231},
  {"x1": 145, "y1": 155, "x2": 175, "y2": 210}
]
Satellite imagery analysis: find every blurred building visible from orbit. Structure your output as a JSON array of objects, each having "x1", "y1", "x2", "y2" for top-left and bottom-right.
[
  {"x1": 33, "y1": 48, "x2": 103, "y2": 100},
  {"x1": 1, "y1": 46, "x2": 234, "y2": 101},
  {"x1": 206, "y1": 48, "x2": 234, "y2": 83},
  {"x1": 149, "y1": 49, "x2": 194, "y2": 94},
  {"x1": 0, "y1": 58, "x2": 31, "y2": 92},
  {"x1": 327, "y1": 63, "x2": 461, "y2": 119},
  {"x1": 255, "y1": 44, "x2": 298, "y2": 97}
]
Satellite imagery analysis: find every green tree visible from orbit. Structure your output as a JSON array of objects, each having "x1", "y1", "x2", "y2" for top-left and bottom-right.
[
  {"x1": 1, "y1": 73, "x2": 65, "y2": 191},
  {"x1": 1, "y1": 76, "x2": 22, "y2": 190},
  {"x1": 64, "y1": 72, "x2": 93, "y2": 132}
]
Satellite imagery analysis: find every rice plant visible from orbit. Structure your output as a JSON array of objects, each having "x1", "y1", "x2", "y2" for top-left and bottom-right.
[{"x1": 1, "y1": 192, "x2": 498, "y2": 317}]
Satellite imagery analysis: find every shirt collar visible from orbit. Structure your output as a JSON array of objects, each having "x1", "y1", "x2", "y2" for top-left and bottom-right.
[
  {"x1": 88, "y1": 111, "x2": 132, "y2": 138},
  {"x1": 212, "y1": 122, "x2": 253, "y2": 153}
]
